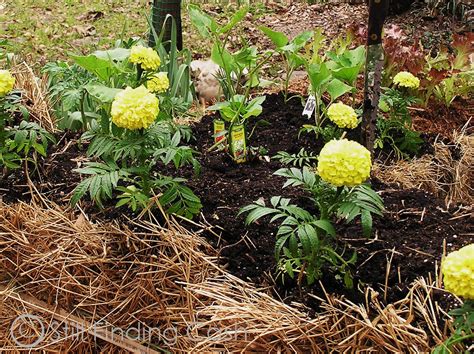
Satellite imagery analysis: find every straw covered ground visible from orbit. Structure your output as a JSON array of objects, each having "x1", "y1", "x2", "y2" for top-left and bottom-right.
[{"x1": 0, "y1": 199, "x2": 461, "y2": 352}]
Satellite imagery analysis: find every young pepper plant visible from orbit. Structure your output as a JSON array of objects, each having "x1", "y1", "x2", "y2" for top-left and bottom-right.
[
  {"x1": 259, "y1": 26, "x2": 313, "y2": 102},
  {"x1": 189, "y1": 4, "x2": 272, "y2": 163},
  {"x1": 300, "y1": 31, "x2": 365, "y2": 140}
]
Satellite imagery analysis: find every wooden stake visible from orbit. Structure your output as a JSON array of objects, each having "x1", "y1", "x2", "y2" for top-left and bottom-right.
[{"x1": 361, "y1": 0, "x2": 389, "y2": 155}]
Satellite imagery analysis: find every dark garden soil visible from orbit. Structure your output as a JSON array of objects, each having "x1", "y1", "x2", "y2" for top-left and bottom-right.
[
  {"x1": 1, "y1": 94, "x2": 472, "y2": 319},
  {"x1": 185, "y1": 93, "x2": 474, "y2": 313}
]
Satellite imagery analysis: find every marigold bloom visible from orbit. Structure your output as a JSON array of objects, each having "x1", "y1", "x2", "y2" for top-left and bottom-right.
[
  {"x1": 442, "y1": 244, "x2": 474, "y2": 299},
  {"x1": 0, "y1": 70, "x2": 15, "y2": 97},
  {"x1": 393, "y1": 71, "x2": 420, "y2": 89},
  {"x1": 327, "y1": 102, "x2": 358, "y2": 129},
  {"x1": 317, "y1": 139, "x2": 371, "y2": 187},
  {"x1": 129, "y1": 45, "x2": 161, "y2": 71},
  {"x1": 147, "y1": 72, "x2": 170, "y2": 93},
  {"x1": 111, "y1": 86, "x2": 159, "y2": 130}
]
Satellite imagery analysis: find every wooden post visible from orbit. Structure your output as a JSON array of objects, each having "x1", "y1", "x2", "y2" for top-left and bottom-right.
[{"x1": 361, "y1": 0, "x2": 389, "y2": 155}]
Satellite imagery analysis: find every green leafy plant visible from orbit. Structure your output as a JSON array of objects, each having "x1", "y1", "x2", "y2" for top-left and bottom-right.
[
  {"x1": 148, "y1": 14, "x2": 196, "y2": 117},
  {"x1": 73, "y1": 118, "x2": 201, "y2": 218},
  {"x1": 189, "y1": 4, "x2": 271, "y2": 162},
  {"x1": 433, "y1": 300, "x2": 474, "y2": 354},
  {"x1": 1, "y1": 78, "x2": 54, "y2": 171},
  {"x1": 273, "y1": 148, "x2": 318, "y2": 167},
  {"x1": 424, "y1": 36, "x2": 474, "y2": 108},
  {"x1": 68, "y1": 39, "x2": 201, "y2": 218},
  {"x1": 299, "y1": 31, "x2": 365, "y2": 140},
  {"x1": 240, "y1": 165, "x2": 383, "y2": 286},
  {"x1": 376, "y1": 87, "x2": 423, "y2": 158},
  {"x1": 259, "y1": 26, "x2": 313, "y2": 102},
  {"x1": 4, "y1": 121, "x2": 55, "y2": 168}
]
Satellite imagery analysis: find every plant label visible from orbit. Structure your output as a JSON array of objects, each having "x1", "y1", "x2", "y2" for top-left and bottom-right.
[
  {"x1": 230, "y1": 124, "x2": 247, "y2": 163},
  {"x1": 213, "y1": 119, "x2": 226, "y2": 144},
  {"x1": 303, "y1": 95, "x2": 316, "y2": 118}
]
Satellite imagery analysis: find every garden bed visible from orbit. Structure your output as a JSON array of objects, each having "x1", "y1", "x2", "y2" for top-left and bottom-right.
[
  {"x1": 2, "y1": 93, "x2": 472, "y2": 319},
  {"x1": 186, "y1": 93, "x2": 473, "y2": 312}
]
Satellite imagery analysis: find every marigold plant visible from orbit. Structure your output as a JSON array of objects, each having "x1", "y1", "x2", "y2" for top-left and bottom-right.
[
  {"x1": 147, "y1": 72, "x2": 170, "y2": 93},
  {"x1": 327, "y1": 102, "x2": 358, "y2": 129},
  {"x1": 393, "y1": 71, "x2": 420, "y2": 89},
  {"x1": 317, "y1": 139, "x2": 371, "y2": 187},
  {"x1": 129, "y1": 45, "x2": 161, "y2": 71},
  {"x1": 442, "y1": 244, "x2": 474, "y2": 299},
  {"x1": 0, "y1": 70, "x2": 15, "y2": 97},
  {"x1": 111, "y1": 86, "x2": 159, "y2": 130}
]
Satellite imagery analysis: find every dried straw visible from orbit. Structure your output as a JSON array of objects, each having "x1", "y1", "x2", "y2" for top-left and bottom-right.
[
  {"x1": 373, "y1": 128, "x2": 474, "y2": 206},
  {"x1": 0, "y1": 201, "x2": 457, "y2": 352},
  {"x1": 11, "y1": 61, "x2": 56, "y2": 133}
]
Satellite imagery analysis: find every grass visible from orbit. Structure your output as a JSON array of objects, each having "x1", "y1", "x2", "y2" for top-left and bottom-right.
[
  {"x1": 1, "y1": 1, "x2": 275, "y2": 67},
  {"x1": 1, "y1": 0, "x2": 149, "y2": 65}
]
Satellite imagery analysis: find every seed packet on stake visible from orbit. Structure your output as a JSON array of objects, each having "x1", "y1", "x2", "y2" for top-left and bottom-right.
[
  {"x1": 230, "y1": 124, "x2": 247, "y2": 163},
  {"x1": 213, "y1": 119, "x2": 225, "y2": 144},
  {"x1": 213, "y1": 119, "x2": 227, "y2": 151}
]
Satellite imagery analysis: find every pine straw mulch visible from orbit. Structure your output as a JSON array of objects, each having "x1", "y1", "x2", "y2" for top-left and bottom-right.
[
  {"x1": 0, "y1": 199, "x2": 462, "y2": 352},
  {"x1": 374, "y1": 126, "x2": 474, "y2": 207},
  {"x1": 11, "y1": 61, "x2": 56, "y2": 133}
]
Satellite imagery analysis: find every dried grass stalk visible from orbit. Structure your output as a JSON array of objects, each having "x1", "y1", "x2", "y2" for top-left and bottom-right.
[{"x1": 0, "y1": 201, "x2": 452, "y2": 352}]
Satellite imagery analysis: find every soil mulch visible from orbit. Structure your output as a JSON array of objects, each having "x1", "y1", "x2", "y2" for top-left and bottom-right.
[{"x1": 413, "y1": 98, "x2": 473, "y2": 137}]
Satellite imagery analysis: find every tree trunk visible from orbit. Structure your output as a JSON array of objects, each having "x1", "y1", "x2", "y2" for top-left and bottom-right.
[{"x1": 149, "y1": 0, "x2": 183, "y2": 51}]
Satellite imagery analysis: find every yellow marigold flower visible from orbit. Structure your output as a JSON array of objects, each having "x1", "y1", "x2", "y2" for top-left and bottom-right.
[
  {"x1": 147, "y1": 72, "x2": 170, "y2": 93},
  {"x1": 0, "y1": 70, "x2": 15, "y2": 97},
  {"x1": 129, "y1": 45, "x2": 161, "y2": 71},
  {"x1": 442, "y1": 244, "x2": 474, "y2": 299},
  {"x1": 327, "y1": 102, "x2": 358, "y2": 129},
  {"x1": 317, "y1": 139, "x2": 371, "y2": 187},
  {"x1": 111, "y1": 86, "x2": 159, "y2": 130},
  {"x1": 393, "y1": 71, "x2": 420, "y2": 89}
]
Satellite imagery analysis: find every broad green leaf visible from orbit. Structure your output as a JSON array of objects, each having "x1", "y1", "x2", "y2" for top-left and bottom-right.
[
  {"x1": 219, "y1": 7, "x2": 248, "y2": 34},
  {"x1": 281, "y1": 30, "x2": 313, "y2": 52},
  {"x1": 242, "y1": 96, "x2": 266, "y2": 119},
  {"x1": 270, "y1": 196, "x2": 281, "y2": 207},
  {"x1": 211, "y1": 43, "x2": 235, "y2": 71},
  {"x1": 327, "y1": 78, "x2": 353, "y2": 101},
  {"x1": 259, "y1": 26, "x2": 289, "y2": 48},
  {"x1": 71, "y1": 179, "x2": 91, "y2": 206},
  {"x1": 307, "y1": 62, "x2": 331, "y2": 92},
  {"x1": 85, "y1": 84, "x2": 121, "y2": 104},
  {"x1": 313, "y1": 219, "x2": 336, "y2": 237},
  {"x1": 246, "y1": 207, "x2": 277, "y2": 225},
  {"x1": 361, "y1": 209, "x2": 373, "y2": 237},
  {"x1": 285, "y1": 260, "x2": 295, "y2": 278},
  {"x1": 93, "y1": 48, "x2": 130, "y2": 61},
  {"x1": 71, "y1": 54, "x2": 116, "y2": 82},
  {"x1": 297, "y1": 225, "x2": 312, "y2": 255},
  {"x1": 275, "y1": 234, "x2": 290, "y2": 262},
  {"x1": 188, "y1": 5, "x2": 219, "y2": 38},
  {"x1": 331, "y1": 66, "x2": 361, "y2": 84}
]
